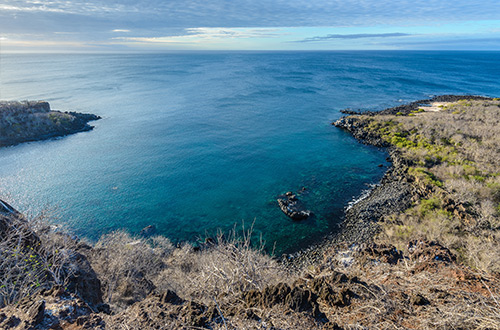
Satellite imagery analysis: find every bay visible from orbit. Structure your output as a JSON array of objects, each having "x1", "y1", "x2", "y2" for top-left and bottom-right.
[{"x1": 0, "y1": 51, "x2": 499, "y2": 254}]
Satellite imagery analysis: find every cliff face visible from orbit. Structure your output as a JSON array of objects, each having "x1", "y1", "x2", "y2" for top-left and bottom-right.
[{"x1": 0, "y1": 101, "x2": 100, "y2": 147}]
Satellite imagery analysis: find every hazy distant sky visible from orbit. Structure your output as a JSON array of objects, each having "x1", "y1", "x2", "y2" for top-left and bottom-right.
[{"x1": 1, "y1": 0, "x2": 500, "y2": 52}]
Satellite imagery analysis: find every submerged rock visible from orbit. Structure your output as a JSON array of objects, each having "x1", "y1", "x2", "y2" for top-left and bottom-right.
[{"x1": 140, "y1": 225, "x2": 157, "y2": 237}]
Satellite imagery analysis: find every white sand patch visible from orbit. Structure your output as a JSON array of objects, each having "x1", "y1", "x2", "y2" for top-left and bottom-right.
[{"x1": 421, "y1": 102, "x2": 452, "y2": 112}]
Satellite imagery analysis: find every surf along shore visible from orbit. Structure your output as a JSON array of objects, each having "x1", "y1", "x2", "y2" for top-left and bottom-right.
[{"x1": 1, "y1": 96, "x2": 499, "y2": 329}]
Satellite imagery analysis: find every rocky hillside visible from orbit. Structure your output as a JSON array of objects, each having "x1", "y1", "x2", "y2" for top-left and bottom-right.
[
  {"x1": 334, "y1": 96, "x2": 500, "y2": 274},
  {"x1": 1, "y1": 96, "x2": 499, "y2": 329},
  {"x1": 0, "y1": 101, "x2": 100, "y2": 147}
]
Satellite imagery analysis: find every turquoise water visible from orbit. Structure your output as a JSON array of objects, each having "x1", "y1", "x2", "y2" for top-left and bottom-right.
[{"x1": 0, "y1": 51, "x2": 499, "y2": 254}]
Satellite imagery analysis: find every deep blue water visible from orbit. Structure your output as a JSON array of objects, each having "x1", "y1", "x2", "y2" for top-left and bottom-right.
[{"x1": 0, "y1": 51, "x2": 499, "y2": 254}]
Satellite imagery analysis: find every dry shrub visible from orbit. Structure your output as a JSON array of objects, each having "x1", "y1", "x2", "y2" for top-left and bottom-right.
[
  {"x1": 464, "y1": 232, "x2": 500, "y2": 274},
  {"x1": 154, "y1": 223, "x2": 291, "y2": 306},
  {"x1": 0, "y1": 214, "x2": 49, "y2": 307},
  {"x1": 323, "y1": 246, "x2": 500, "y2": 330},
  {"x1": 368, "y1": 100, "x2": 500, "y2": 273},
  {"x1": 0, "y1": 209, "x2": 80, "y2": 307},
  {"x1": 90, "y1": 230, "x2": 172, "y2": 309},
  {"x1": 89, "y1": 223, "x2": 290, "y2": 310},
  {"x1": 208, "y1": 305, "x2": 321, "y2": 330}
]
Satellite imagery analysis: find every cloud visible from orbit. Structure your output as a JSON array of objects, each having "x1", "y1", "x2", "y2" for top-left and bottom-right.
[
  {"x1": 185, "y1": 28, "x2": 282, "y2": 39},
  {"x1": 0, "y1": 4, "x2": 66, "y2": 13},
  {"x1": 0, "y1": 1, "x2": 130, "y2": 15},
  {"x1": 114, "y1": 27, "x2": 284, "y2": 45},
  {"x1": 2, "y1": 0, "x2": 500, "y2": 51},
  {"x1": 296, "y1": 33, "x2": 413, "y2": 42},
  {"x1": 3, "y1": 0, "x2": 500, "y2": 30},
  {"x1": 384, "y1": 37, "x2": 500, "y2": 49}
]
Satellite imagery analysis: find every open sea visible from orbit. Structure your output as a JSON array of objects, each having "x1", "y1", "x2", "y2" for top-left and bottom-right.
[{"x1": 0, "y1": 51, "x2": 499, "y2": 254}]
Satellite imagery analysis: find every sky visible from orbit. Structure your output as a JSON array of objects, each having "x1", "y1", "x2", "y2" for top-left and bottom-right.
[{"x1": 1, "y1": 0, "x2": 500, "y2": 52}]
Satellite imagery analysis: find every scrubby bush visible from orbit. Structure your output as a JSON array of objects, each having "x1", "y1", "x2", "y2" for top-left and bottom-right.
[
  {"x1": 89, "y1": 223, "x2": 291, "y2": 310},
  {"x1": 364, "y1": 99, "x2": 500, "y2": 273},
  {"x1": 154, "y1": 224, "x2": 290, "y2": 306},
  {"x1": 90, "y1": 230, "x2": 168, "y2": 309},
  {"x1": 0, "y1": 210, "x2": 80, "y2": 307}
]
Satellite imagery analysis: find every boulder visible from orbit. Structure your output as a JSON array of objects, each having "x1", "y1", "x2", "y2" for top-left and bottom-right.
[
  {"x1": 277, "y1": 193, "x2": 313, "y2": 220},
  {"x1": 0, "y1": 287, "x2": 104, "y2": 330}
]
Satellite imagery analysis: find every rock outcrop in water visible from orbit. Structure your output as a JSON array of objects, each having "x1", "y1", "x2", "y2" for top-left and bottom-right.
[
  {"x1": 0, "y1": 101, "x2": 100, "y2": 147},
  {"x1": 277, "y1": 191, "x2": 313, "y2": 220}
]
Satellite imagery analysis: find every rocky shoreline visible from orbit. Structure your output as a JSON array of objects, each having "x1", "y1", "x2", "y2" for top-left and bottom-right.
[
  {"x1": 282, "y1": 94, "x2": 492, "y2": 269},
  {"x1": 0, "y1": 101, "x2": 100, "y2": 147}
]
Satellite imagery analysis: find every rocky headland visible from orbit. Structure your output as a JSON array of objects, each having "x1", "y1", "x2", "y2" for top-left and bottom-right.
[
  {"x1": 1, "y1": 96, "x2": 499, "y2": 329},
  {"x1": 0, "y1": 101, "x2": 100, "y2": 147}
]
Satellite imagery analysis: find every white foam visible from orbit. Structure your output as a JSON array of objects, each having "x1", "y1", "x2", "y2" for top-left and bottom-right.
[{"x1": 345, "y1": 183, "x2": 379, "y2": 211}]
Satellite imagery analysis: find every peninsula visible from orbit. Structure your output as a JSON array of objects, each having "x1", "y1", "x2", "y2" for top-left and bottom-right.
[{"x1": 0, "y1": 101, "x2": 100, "y2": 147}]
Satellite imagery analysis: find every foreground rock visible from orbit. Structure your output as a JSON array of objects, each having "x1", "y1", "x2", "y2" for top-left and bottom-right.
[
  {"x1": 0, "y1": 287, "x2": 105, "y2": 330},
  {"x1": 0, "y1": 101, "x2": 100, "y2": 147}
]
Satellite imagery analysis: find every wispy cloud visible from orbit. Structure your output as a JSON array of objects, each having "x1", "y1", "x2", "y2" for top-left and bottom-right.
[
  {"x1": 384, "y1": 37, "x2": 500, "y2": 49},
  {"x1": 2, "y1": 0, "x2": 500, "y2": 51},
  {"x1": 114, "y1": 27, "x2": 284, "y2": 45},
  {"x1": 4, "y1": 0, "x2": 500, "y2": 29},
  {"x1": 296, "y1": 33, "x2": 413, "y2": 43},
  {"x1": 0, "y1": 4, "x2": 66, "y2": 13},
  {"x1": 186, "y1": 28, "x2": 282, "y2": 39}
]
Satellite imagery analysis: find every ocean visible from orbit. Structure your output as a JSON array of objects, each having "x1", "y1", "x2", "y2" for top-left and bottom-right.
[{"x1": 0, "y1": 51, "x2": 499, "y2": 254}]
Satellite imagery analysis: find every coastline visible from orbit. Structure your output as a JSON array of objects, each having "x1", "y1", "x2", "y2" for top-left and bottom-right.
[{"x1": 282, "y1": 94, "x2": 493, "y2": 269}]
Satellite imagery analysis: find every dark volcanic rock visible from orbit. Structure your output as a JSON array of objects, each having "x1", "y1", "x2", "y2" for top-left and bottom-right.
[
  {"x1": 410, "y1": 293, "x2": 430, "y2": 306},
  {"x1": 65, "y1": 248, "x2": 104, "y2": 309},
  {"x1": 360, "y1": 243, "x2": 404, "y2": 265},
  {"x1": 0, "y1": 287, "x2": 104, "y2": 330},
  {"x1": 110, "y1": 291, "x2": 217, "y2": 329},
  {"x1": 0, "y1": 203, "x2": 103, "y2": 310},
  {"x1": 336, "y1": 151, "x2": 414, "y2": 245},
  {"x1": 408, "y1": 240, "x2": 456, "y2": 265},
  {"x1": 0, "y1": 199, "x2": 21, "y2": 217},
  {"x1": 333, "y1": 116, "x2": 389, "y2": 147},
  {"x1": 277, "y1": 193, "x2": 313, "y2": 220}
]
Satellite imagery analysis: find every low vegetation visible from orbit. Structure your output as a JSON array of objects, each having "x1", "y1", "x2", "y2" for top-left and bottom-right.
[
  {"x1": 1, "y1": 210, "x2": 499, "y2": 329},
  {"x1": 90, "y1": 224, "x2": 291, "y2": 311},
  {"x1": 350, "y1": 99, "x2": 500, "y2": 273}
]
